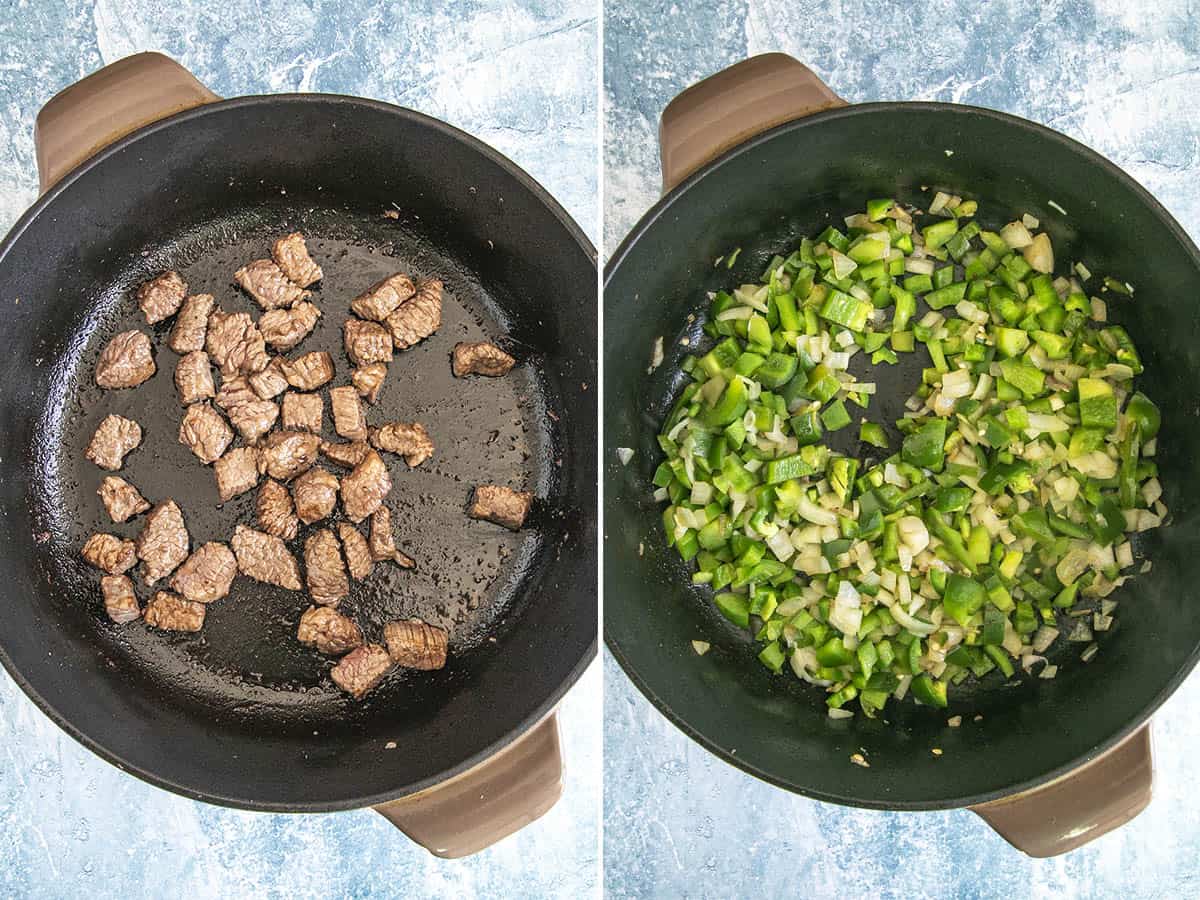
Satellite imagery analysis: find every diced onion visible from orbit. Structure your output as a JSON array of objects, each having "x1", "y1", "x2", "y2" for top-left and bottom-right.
[
  {"x1": 617, "y1": 447, "x2": 635, "y2": 466},
  {"x1": 1000, "y1": 221, "x2": 1033, "y2": 249}
]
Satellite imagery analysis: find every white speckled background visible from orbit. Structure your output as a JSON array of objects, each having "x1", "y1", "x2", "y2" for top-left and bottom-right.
[
  {"x1": 603, "y1": 1, "x2": 1200, "y2": 896},
  {"x1": 0, "y1": 3, "x2": 599, "y2": 897}
]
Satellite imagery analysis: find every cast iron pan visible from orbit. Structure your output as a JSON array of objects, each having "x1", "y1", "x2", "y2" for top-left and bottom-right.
[
  {"x1": 604, "y1": 55, "x2": 1200, "y2": 856},
  {"x1": 0, "y1": 54, "x2": 596, "y2": 855}
]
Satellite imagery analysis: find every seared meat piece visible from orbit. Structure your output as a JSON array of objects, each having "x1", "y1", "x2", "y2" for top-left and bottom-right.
[
  {"x1": 452, "y1": 341, "x2": 516, "y2": 377},
  {"x1": 321, "y1": 440, "x2": 371, "y2": 468},
  {"x1": 384, "y1": 619, "x2": 448, "y2": 670},
  {"x1": 350, "y1": 272, "x2": 414, "y2": 321},
  {"x1": 281, "y1": 392, "x2": 323, "y2": 432},
  {"x1": 386, "y1": 278, "x2": 442, "y2": 350},
  {"x1": 95, "y1": 330, "x2": 156, "y2": 389},
  {"x1": 368, "y1": 507, "x2": 416, "y2": 567},
  {"x1": 97, "y1": 476, "x2": 150, "y2": 523},
  {"x1": 469, "y1": 484, "x2": 533, "y2": 531},
  {"x1": 136, "y1": 500, "x2": 190, "y2": 585},
  {"x1": 256, "y1": 479, "x2": 300, "y2": 540},
  {"x1": 330, "y1": 643, "x2": 392, "y2": 699},
  {"x1": 234, "y1": 259, "x2": 306, "y2": 310},
  {"x1": 281, "y1": 351, "x2": 334, "y2": 391},
  {"x1": 226, "y1": 398, "x2": 279, "y2": 445},
  {"x1": 337, "y1": 522, "x2": 373, "y2": 580},
  {"x1": 340, "y1": 449, "x2": 392, "y2": 523},
  {"x1": 370, "y1": 421, "x2": 434, "y2": 467},
  {"x1": 143, "y1": 590, "x2": 205, "y2": 632},
  {"x1": 169, "y1": 542, "x2": 237, "y2": 604},
  {"x1": 258, "y1": 431, "x2": 320, "y2": 481},
  {"x1": 174, "y1": 350, "x2": 216, "y2": 405},
  {"x1": 206, "y1": 308, "x2": 269, "y2": 376},
  {"x1": 352, "y1": 363, "x2": 387, "y2": 404},
  {"x1": 179, "y1": 402, "x2": 234, "y2": 464},
  {"x1": 304, "y1": 528, "x2": 349, "y2": 605},
  {"x1": 329, "y1": 386, "x2": 368, "y2": 441},
  {"x1": 82, "y1": 533, "x2": 137, "y2": 575},
  {"x1": 260, "y1": 301, "x2": 320, "y2": 352},
  {"x1": 343, "y1": 318, "x2": 393, "y2": 367},
  {"x1": 137, "y1": 271, "x2": 187, "y2": 325},
  {"x1": 100, "y1": 574, "x2": 140, "y2": 624},
  {"x1": 214, "y1": 446, "x2": 261, "y2": 501},
  {"x1": 292, "y1": 466, "x2": 339, "y2": 524},
  {"x1": 297, "y1": 605, "x2": 362, "y2": 655},
  {"x1": 249, "y1": 357, "x2": 289, "y2": 399},
  {"x1": 231, "y1": 524, "x2": 302, "y2": 590},
  {"x1": 271, "y1": 232, "x2": 323, "y2": 288},
  {"x1": 215, "y1": 373, "x2": 258, "y2": 410},
  {"x1": 167, "y1": 293, "x2": 214, "y2": 354},
  {"x1": 85, "y1": 414, "x2": 142, "y2": 471}
]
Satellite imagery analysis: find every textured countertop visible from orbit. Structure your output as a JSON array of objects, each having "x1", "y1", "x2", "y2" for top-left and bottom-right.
[
  {"x1": 603, "y1": 1, "x2": 1200, "y2": 896},
  {"x1": 0, "y1": 3, "x2": 598, "y2": 898}
]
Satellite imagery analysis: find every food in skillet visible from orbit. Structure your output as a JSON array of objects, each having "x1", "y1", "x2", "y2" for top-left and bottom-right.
[
  {"x1": 79, "y1": 232, "x2": 528, "y2": 699},
  {"x1": 652, "y1": 196, "x2": 1165, "y2": 718}
]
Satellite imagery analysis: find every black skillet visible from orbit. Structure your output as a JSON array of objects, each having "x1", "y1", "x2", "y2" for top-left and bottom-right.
[
  {"x1": 0, "y1": 52, "x2": 596, "y2": 857},
  {"x1": 604, "y1": 54, "x2": 1200, "y2": 856}
]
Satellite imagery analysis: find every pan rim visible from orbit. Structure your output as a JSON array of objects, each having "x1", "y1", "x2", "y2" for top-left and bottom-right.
[
  {"x1": 603, "y1": 98, "x2": 1200, "y2": 811},
  {"x1": 0, "y1": 91, "x2": 598, "y2": 813}
]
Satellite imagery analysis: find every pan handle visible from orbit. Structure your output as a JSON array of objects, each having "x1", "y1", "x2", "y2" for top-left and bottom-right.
[
  {"x1": 373, "y1": 712, "x2": 564, "y2": 858},
  {"x1": 969, "y1": 724, "x2": 1153, "y2": 857},
  {"x1": 658, "y1": 53, "x2": 846, "y2": 193},
  {"x1": 34, "y1": 51, "x2": 220, "y2": 194}
]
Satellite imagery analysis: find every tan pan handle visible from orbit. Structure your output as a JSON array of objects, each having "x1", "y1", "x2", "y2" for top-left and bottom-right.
[
  {"x1": 374, "y1": 713, "x2": 563, "y2": 858},
  {"x1": 970, "y1": 724, "x2": 1152, "y2": 857},
  {"x1": 34, "y1": 51, "x2": 220, "y2": 194},
  {"x1": 659, "y1": 53, "x2": 846, "y2": 193}
]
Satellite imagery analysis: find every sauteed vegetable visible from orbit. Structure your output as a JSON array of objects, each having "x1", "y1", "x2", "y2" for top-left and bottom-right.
[{"x1": 653, "y1": 195, "x2": 1165, "y2": 718}]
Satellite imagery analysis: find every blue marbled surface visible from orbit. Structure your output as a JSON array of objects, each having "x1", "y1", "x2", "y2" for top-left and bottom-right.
[
  {"x1": 0, "y1": 3, "x2": 598, "y2": 898},
  {"x1": 603, "y1": 1, "x2": 1200, "y2": 897}
]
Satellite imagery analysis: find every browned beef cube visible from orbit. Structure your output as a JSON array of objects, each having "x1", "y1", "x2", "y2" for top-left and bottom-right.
[
  {"x1": 340, "y1": 449, "x2": 392, "y2": 523},
  {"x1": 329, "y1": 386, "x2": 368, "y2": 441},
  {"x1": 304, "y1": 528, "x2": 349, "y2": 606},
  {"x1": 169, "y1": 542, "x2": 237, "y2": 604},
  {"x1": 297, "y1": 605, "x2": 362, "y2": 655},
  {"x1": 256, "y1": 479, "x2": 300, "y2": 540},
  {"x1": 249, "y1": 357, "x2": 289, "y2": 399},
  {"x1": 384, "y1": 619, "x2": 448, "y2": 670},
  {"x1": 352, "y1": 363, "x2": 387, "y2": 404},
  {"x1": 226, "y1": 398, "x2": 279, "y2": 445},
  {"x1": 258, "y1": 431, "x2": 321, "y2": 481},
  {"x1": 370, "y1": 421, "x2": 434, "y2": 467},
  {"x1": 292, "y1": 466, "x2": 339, "y2": 524},
  {"x1": 214, "y1": 447, "x2": 261, "y2": 501},
  {"x1": 330, "y1": 643, "x2": 392, "y2": 699},
  {"x1": 175, "y1": 350, "x2": 216, "y2": 405},
  {"x1": 350, "y1": 272, "x2": 414, "y2": 321},
  {"x1": 207, "y1": 308, "x2": 269, "y2": 376},
  {"x1": 215, "y1": 373, "x2": 258, "y2": 410},
  {"x1": 452, "y1": 341, "x2": 516, "y2": 377},
  {"x1": 137, "y1": 271, "x2": 187, "y2": 324},
  {"x1": 281, "y1": 392, "x2": 323, "y2": 432},
  {"x1": 321, "y1": 440, "x2": 371, "y2": 468},
  {"x1": 168, "y1": 293, "x2": 215, "y2": 354},
  {"x1": 179, "y1": 402, "x2": 234, "y2": 464},
  {"x1": 337, "y1": 522, "x2": 373, "y2": 580},
  {"x1": 234, "y1": 259, "x2": 306, "y2": 310},
  {"x1": 260, "y1": 301, "x2": 321, "y2": 352},
  {"x1": 101, "y1": 574, "x2": 140, "y2": 624},
  {"x1": 468, "y1": 484, "x2": 533, "y2": 531},
  {"x1": 143, "y1": 590, "x2": 205, "y2": 632},
  {"x1": 343, "y1": 318, "x2": 393, "y2": 367},
  {"x1": 280, "y1": 351, "x2": 334, "y2": 391},
  {"x1": 368, "y1": 507, "x2": 415, "y2": 568},
  {"x1": 271, "y1": 233, "x2": 323, "y2": 288},
  {"x1": 136, "y1": 500, "x2": 190, "y2": 585},
  {"x1": 97, "y1": 476, "x2": 150, "y2": 523},
  {"x1": 385, "y1": 278, "x2": 442, "y2": 350},
  {"x1": 82, "y1": 533, "x2": 137, "y2": 575},
  {"x1": 95, "y1": 330, "x2": 156, "y2": 389},
  {"x1": 231, "y1": 524, "x2": 302, "y2": 590},
  {"x1": 85, "y1": 414, "x2": 142, "y2": 471}
]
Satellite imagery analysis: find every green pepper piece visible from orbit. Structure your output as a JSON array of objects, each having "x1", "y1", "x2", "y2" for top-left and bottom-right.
[
  {"x1": 819, "y1": 290, "x2": 872, "y2": 331},
  {"x1": 984, "y1": 645, "x2": 1015, "y2": 678},
  {"x1": 821, "y1": 399, "x2": 852, "y2": 432},
  {"x1": 1069, "y1": 427, "x2": 1106, "y2": 458},
  {"x1": 967, "y1": 525, "x2": 991, "y2": 567},
  {"x1": 901, "y1": 418, "x2": 947, "y2": 472},
  {"x1": 924, "y1": 280, "x2": 968, "y2": 311},
  {"x1": 790, "y1": 408, "x2": 824, "y2": 446},
  {"x1": 925, "y1": 508, "x2": 977, "y2": 573},
  {"x1": 859, "y1": 421, "x2": 888, "y2": 449},
  {"x1": 911, "y1": 674, "x2": 948, "y2": 707},
  {"x1": 755, "y1": 351, "x2": 798, "y2": 388},
  {"x1": 764, "y1": 454, "x2": 816, "y2": 484},
  {"x1": 933, "y1": 485, "x2": 972, "y2": 513},
  {"x1": 1054, "y1": 582, "x2": 1079, "y2": 609},
  {"x1": 1011, "y1": 509, "x2": 1057, "y2": 547},
  {"x1": 1119, "y1": 422, "x2": 1142, "y2": 509},
  {"x1": 806, "y1": 364, "x2": 841, "y2": 404},
  {"x1": 1125, "y1": 392, "x2": 1160, "y2": 440},
  {"x1": 1100, "y1": 326, "x2": 1143, "y2": 374},
  {"x1": 867, "y1": 198, "x2": 894, "y2": 221},
  {"x1": 1089, "y1": 497, "x2": 1126, "y2": 546},
  {"x1": 922, "y1": 219, "x2": 959, "y2": 250},
  {"x1": 980, "y1": 605, "x2": 1006, "y2": 645},
  {"x1": 816, "y1": 636, "x2": 853, "y2": 667},
  {"x1": 1032, "y1": 330, "x2": 1071, "y2": 359},
  {"x1": 1014, "y1": 601, "x2": 1038, "y2": 635},
  {"x1": 1077, "y1": 377, "x2": 1118, "y2": 431},
  {"x1": 747, "y1": 313, "x2": 772, "y2": 351},
  {"x1": 701, "y1": 376, "x2": 748, "y2": 426},
  {"x1": 998, "y1": 358, "x2": 1046, "y2": 398},
  {"x1": 775, "y1": 292, "x2": 801, "y2": 333},
  {"x1": 828, "y1": 456, "x2": 859, "y2": 504},
  {"x1": 943, "y1": 574, "x2": 987, "y2": 626},
  {"x1": 1048, "y1": 514, "x2": 1089, "y2": 540},
  {"x1": 758, "y1": 640, "x2": 786, "y2": 673}
]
